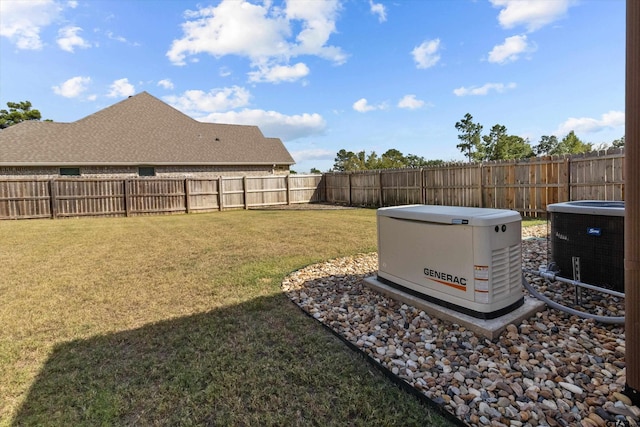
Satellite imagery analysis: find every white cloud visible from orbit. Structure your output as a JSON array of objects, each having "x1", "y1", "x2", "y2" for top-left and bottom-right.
[
  {"x1": 353, "y1": 98, "x2": 374, "y2": 112},
  {"x1": 369, "y1": 0, "x2": 386, "y2": 22},
  {"x1": 167, "y1": 0, "x2": 287, "y2": 65},
  {"x1": 57, "y1": 26, "x2": 91, "y2": 52},
  {"x1": 291, "y1": 148, "x2": 335, "y2": 162},
  {"x1": 247, "y1": 62, "x2": 310, "y2": 83},
  {"x1": 0, "y1": 0, "x2": 61, "y2": 50},
  {"x1": 106, "y1": 31, "x2": 126, "y2": 43},
  {"x1": 490, "y1": 0, "x2": 575, "y2": 32},
  {"x1": 488, "y1": 34, "x2": 535, "y2": 64},
  {"x1": 166, "y1": 0, "x2": 346, "y2": 78},
  {"x1": 397, "y1": 95, "x2": 425, "y2": 110},
  {"x1": 107, "y1": 78, "x2": 135, "y2": 98},
  {"x1": 412, "y1": 39, "x2": 441, "y2": 69},
  {"x1": 164, "y1": 87, "x2": 251, "y2": 113},
  {"x1": 52, "y1": 76, "x2": 91, "y2": 98},
  {"x1": 453, "y1": 82, "x2": 516, "y2": 96},
  {"x1": 104, "y1": 31, "x2": 140, "y2": 47},
  {"x1": 555, "y1": 111, "x2": 625, "y2": 136},
  {"x1": 198, "y1": 109, "x2": 326, "y2": 142},
  {"x1": 157, "y1": 79, "x2": 174, "y2": 90},
  {"x1": 284, "y1": 0, "x2": 346, "y2": 62},
  {"x1": 352, "y1": 98, "x2": 387, "y2": 113}
]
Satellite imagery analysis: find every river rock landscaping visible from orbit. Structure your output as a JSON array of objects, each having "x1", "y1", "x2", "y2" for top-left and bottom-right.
[{"x1": 282, "y1": 225, "x2": 638, "y2": 427}]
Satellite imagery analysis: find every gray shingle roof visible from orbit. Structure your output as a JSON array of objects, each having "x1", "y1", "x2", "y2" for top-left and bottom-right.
[{"x1": 0, "y1": 92, "x2": 295, "y2": 166}]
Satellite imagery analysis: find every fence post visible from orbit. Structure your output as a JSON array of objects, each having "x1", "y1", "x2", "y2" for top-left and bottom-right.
[
  {"x1": 218, "y1": 177, "x2": 224, "y2": 211},
  {"x1": 348, "y1": 173, "x2": 352, "y2": 206},
  {"x1": 322, "y1": 174, "x2": 327, "y2": 202},
  {"x1": 286, "y1": 175, "x2": 291, "y2": 205},
  {"x1": 565, "y1": 157, "x2": 572, "y2": 202},
  {"x1": 420, "y1": 169, "x2": 425, "y2": 204},
  {"x1": 243, "y1": 175, "x2": 248, "y2": 210},
  {"x1": 478, "y1": 163, "x2": 484, "y2": 208},
  {"x1": 49, "y1": 179, "x2": 58, "y2": 219},
  {"x1": 124, "y1": 180, "x2": 130, "y2": 217},
  {"x1": 184, "y1": 178, "x2": 191, "y2": 214},
  {"x1": 378, "y1": 171, "x2": 384, "y2": 207}
]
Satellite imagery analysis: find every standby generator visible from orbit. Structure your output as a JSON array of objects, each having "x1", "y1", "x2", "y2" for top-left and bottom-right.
[{"x1": 376, "y1": 205, "x2": 524, "y2": 319}]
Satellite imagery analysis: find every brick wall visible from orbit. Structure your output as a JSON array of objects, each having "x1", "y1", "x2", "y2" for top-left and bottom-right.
[{"x1": 0, "y1": 165, "x2": 289, "y2": 179}]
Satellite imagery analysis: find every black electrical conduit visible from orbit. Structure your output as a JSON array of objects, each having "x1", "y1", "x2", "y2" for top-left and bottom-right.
[
  {"x1": 521, "y1": 272, "x2": 625, "y2": 325},
  {"x1": 288, "y1": 298, "x2": 468, "y2": 427}
]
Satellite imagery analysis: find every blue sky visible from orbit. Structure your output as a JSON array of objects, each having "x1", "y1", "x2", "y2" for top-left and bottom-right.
[{"x1": 0, "y1": 0, "x2": 625, "y2": 173}]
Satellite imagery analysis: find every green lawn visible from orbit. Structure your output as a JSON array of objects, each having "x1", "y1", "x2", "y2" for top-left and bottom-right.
[{"x1": 0, "y1": 209, "x2": 457, "y2": 426}]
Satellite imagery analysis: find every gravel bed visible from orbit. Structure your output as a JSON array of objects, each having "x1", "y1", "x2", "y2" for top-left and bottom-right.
[{"x1": 282, "y1": 225, "x2": 638, "y2": 427}]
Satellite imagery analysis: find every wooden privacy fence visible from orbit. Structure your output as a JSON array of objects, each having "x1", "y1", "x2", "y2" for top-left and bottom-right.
[
  {"x1": 0, "y1": 174, "x2": 323, "y2": 220},
  {"x1": 324, "y1": 148, "x2": 625, "y2": 217},
  {"x1": 0, "y1": 149, "x2": 625, "y2": 220}
]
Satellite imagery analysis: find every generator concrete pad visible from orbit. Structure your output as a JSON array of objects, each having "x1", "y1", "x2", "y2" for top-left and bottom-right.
[{"x1": 363, "y1": 277, "x2": 546, "y2": 340}]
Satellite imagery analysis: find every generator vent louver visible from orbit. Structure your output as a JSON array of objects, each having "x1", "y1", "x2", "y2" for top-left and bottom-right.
[{"x1": 491, "y1": 243, "x2": 522, "y2": 299}]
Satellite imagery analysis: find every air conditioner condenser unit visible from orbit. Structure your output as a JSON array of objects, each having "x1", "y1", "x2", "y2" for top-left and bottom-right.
[{"x1": 376, "y1": 205, "x2": 524, "y2": 319}]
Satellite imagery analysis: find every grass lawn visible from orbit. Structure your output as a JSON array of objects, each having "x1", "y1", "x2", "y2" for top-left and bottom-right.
[{"x1": 0, "y1": 209, "x2": 458, "y2": 426}]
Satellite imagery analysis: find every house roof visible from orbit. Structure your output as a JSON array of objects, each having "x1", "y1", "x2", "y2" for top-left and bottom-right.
[{"x1": 0, "y1": 92, "x2": 295, "y2": 167}]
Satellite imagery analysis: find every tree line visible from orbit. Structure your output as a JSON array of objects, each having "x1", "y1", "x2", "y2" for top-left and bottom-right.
[
  {"x1": 331, "y1": 148, "x2": 444, "y2": 172},
  {"x1": 330, "y1": 113, "x2": 624, "y2": 172},
  {"x1": 454, "y1": 113, "x2": 602, "y2": 162}
]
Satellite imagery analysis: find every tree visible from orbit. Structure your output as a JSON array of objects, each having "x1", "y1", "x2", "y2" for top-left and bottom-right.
[
  {"x1": 612, "y1": 136, "x2": 625, "y2": 147},
  {"x1": 534, "y1": 133, "x2": 591, "y2": 156},
  {"x1": 310, "y1": 167, "x2": 322, "y2": 174},
  {"x1": 499, "y1": 135, "x2": 534, "y2": 160},
  {"x1": 364, "y1": 151, "x2": 380, "y2": 169},
  {"x1": 0, "y1": 101, "x2": 42, "y2": 129},
  {"x1": 405, "y1": 154, "x2": 443, "y2": 168},
  {"x1": 552, "y1": 131, "x2": 592, "y2": 155},
  {"x1": 379, "y1": 149, "x2": 406, "y2": 169},
  {"x1": 479, "y1": 124, "x2": 533, "y2": 161},
  {"x1": 333, "y1": 149, "x2": 362, "y2": 171},
  {"x1": 455, "y1": 113, "x2": 483, "y2": 162},
  {"x1": 534, "y1": 135, "x2": 559, "y2": 156},
  {"x1": 481, "y1": 124, "x2": 507, "y2": 161},
  {"x1": 332, "y1": 149, "x2": 443, "y2": 171}
]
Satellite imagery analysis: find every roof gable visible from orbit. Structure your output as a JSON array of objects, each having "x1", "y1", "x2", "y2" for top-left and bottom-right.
[
  {"x1": 75, "y1": 92, "x2": 197, "y2": 128},
  {"x1": 0, "y1": 92, "x2": 294, "y2": 166}
]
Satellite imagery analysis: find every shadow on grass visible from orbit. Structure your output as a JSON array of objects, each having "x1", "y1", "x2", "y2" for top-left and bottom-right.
[{"x1": 13, "y1": 293, "x2": 451, "y2": 427}]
